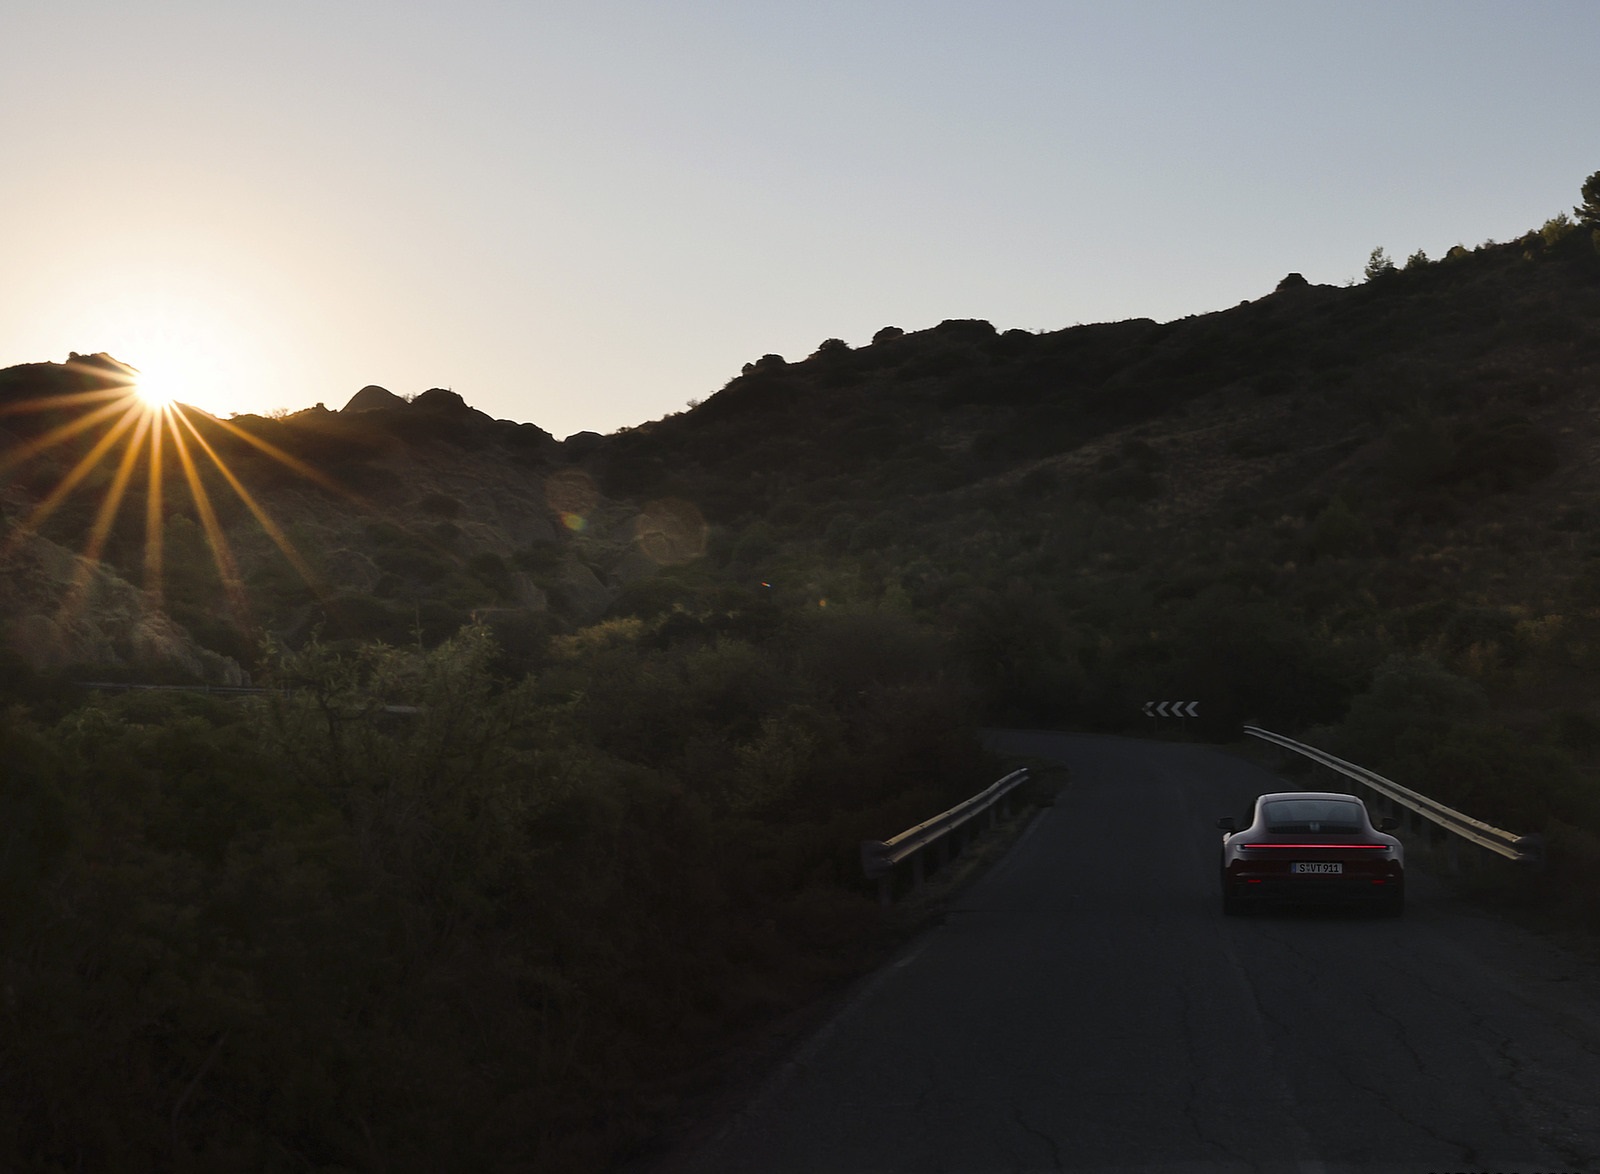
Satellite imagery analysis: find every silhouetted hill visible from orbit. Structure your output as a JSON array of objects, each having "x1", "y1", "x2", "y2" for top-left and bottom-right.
[
  {"x1": 7, "y1": 185, "x2": 1600, "y2": 1174},
  {"x1": 5, "y1": 201, "x2": 1600, "y2": 776}
]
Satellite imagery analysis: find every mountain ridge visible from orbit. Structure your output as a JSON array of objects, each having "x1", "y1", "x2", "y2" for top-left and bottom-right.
[{"x1": 4, "y1": 213, "x2": 1600, "y2": 713}]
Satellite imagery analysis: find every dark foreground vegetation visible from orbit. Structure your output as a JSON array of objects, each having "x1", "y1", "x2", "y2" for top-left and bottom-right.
[
  {"x1": 5, "y1": 172, "x2": 1600, "y2": 1169},
  {"x1": 2, "y1": 612, "x2": 984, "y2": 1170}
]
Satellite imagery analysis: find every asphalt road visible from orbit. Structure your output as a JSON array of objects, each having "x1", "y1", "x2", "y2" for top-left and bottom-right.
[{"x1": 673, "y1": 732, "x2": 1600, "y2": 1174}]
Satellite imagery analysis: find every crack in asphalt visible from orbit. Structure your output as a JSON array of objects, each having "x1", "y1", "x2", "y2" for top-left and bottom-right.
[
  {"x1": 1376, "y1": 936, "x2": 1600, "y2": 1163},
  {"x1": 1491, "y1": 1023, "x2": 1600, "y2": 1169},
  {"x1": 1340, "y1": 1058, "x2": 1480, "y2": 1165},
  {"x1": 677, "y1": 736, "x2": 1600, "y2": 1172},
  {"x1": 1010, "y1": 1104, "x2": 1066, "y2": 1171},
  {"x1": 1175, "y1": 977, "x2": 1245, "y2": 1165},
  {"x1": 1360, "y1": 988, "x2": 1430, "y2": 1080}
]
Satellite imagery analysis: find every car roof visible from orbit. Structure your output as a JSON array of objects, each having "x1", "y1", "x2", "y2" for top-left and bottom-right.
[{"x1": 1255, "y1": 791, "x2": 1363, "y2": 804}]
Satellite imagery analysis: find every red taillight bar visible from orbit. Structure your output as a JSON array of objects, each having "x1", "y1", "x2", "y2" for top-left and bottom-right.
[{"x1": 1239, "y1": 843, "x2": 1389, "y2": 849}]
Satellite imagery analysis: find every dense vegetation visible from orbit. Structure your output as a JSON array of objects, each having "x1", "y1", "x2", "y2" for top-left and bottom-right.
[
  {"x1": 1, "y1": 612, "x2": 983, "y2": 1170},
  {"x1": 4, "y1": 171, "x2": 1600, "y2": 1169}
]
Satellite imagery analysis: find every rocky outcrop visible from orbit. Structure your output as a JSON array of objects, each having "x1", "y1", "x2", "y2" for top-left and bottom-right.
[
  {"x1": 0, "y1": 530, "x2": 245, "y2": 683},
  {"x1": 341, "y1": 384, "x2": 407, "y2": 413}
]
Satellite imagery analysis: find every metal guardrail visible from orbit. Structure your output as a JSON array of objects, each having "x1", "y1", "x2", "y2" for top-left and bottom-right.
[
  {"x1": 1243, "y1": 725, "x2": 1541, "y2": 866},
  {"x1": 861, "y1": 768, "x2": 1032, "y2": 905}
]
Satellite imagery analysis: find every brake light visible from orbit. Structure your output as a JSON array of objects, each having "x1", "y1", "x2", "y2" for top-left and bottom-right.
[{"x1": 1240, "y1": 843, "x2": 1388, "y2": 849}]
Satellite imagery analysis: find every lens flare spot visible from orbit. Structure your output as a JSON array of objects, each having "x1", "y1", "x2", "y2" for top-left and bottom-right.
[
  {"x1": 562, "y1": 512, "x2": 587, "y2": 532},
  {"x1": 545, "y1": 468, "x2": 598, "y2": 516},
  {"x1": 632, "y1": 498, "x2": 707, "y2": 565}
]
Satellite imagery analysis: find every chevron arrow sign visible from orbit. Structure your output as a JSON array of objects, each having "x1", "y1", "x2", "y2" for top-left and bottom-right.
[{"x1": 1143, "y1": 701, "x2": 1200, "y2": 718}]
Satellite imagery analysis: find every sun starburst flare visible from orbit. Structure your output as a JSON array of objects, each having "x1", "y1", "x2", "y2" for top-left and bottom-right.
[
  {"x1": 0, "y1": 354, "x2": 344, "y2": 640},
  {"x1": 134, "y1": 378, "x2": 177, "y2": 410}
]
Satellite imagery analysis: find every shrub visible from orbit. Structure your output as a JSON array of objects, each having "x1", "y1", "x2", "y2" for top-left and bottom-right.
[
  {"x1": 731, "y1": 522, "x2": 778, "y2": 565},
  {"x1": 849, "y1": 515, "x2": 897, "y2": 552},
  {"x1": 1335, "y1": 655, "x2": 1487, "y2": 764},
  {"x1": 1307, "y1": 496, "x2": 1373, "y2": 559},
  {"x1": 1446, "y1": 415, "x2": 1558, "y2": 492},
  {"x1": 466, "y1": 551, "x2": 514, "y2": 596},
  {"x1": 418, "y1": 492, "x2": 462, "y2": 518},
  {"x1": 932, "y1": 318, "x2": 996, "y2": 341},
  {"x1": 1541, "y1": 212, "x2": 1577, "y2": 247},
  {"x1": 1252, "y1": 369, "x2": 1297, "y2": 396},
  {"x1": 1084, "y1": 465, "x2": 1159, "y2": 504}
]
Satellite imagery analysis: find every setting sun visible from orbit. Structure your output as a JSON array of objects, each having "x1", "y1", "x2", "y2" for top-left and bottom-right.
[
  {"x1": 118, "y1": 332, "x2": 230, "y2": 415},
  {"x1": 60, "y1": 279, "x2": 281, "y2": 419},
  {"x1": 132, "y1": 372, "x2": 178, "y2": 410}
]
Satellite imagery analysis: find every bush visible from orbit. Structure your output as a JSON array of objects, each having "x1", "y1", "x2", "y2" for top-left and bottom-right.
[
  {"x1": 933, "y1": 318, "x2": 996, "y2": 341},
  {"x1": 1307, "y1": 496, "x2": 1373, "y2": 559},
  {"x1": 418, "y1": 492, "x2": 462, "y2": 518},
  {"x1": 1541, "y1": 212, "x2": 1577, "y2": 247}
]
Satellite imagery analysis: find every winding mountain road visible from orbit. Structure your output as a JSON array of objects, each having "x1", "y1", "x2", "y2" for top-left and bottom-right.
[{"x1": 674, "y1": 732, "x2": 1600, "y2": 1173}]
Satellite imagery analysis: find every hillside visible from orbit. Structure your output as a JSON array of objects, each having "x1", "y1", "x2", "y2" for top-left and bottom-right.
[
  {"x1": 5, "y1": 192, "x2": 1600, "y2": 1171},
  {"x1": 7, "y1": 213, "x2": 1600, "y2": 828},
  {"x1": 7, "y1": 228, "x2": 1600, "y2": 678}
]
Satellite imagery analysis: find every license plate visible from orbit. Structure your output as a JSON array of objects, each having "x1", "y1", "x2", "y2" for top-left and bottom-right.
[{"x1": 1292, "y1": 862, "x2": 1343, "y2": 874}]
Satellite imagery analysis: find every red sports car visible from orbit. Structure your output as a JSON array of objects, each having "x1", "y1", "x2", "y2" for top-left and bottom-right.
[{"x1": 1218, "y1": 791, "x2": 1404, "y2": 916}]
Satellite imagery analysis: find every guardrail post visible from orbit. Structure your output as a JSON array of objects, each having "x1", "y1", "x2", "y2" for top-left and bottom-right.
[
  {"x1": 1445, "y1": 835, "x2": 1461, "y2": 875},
  {"x1": 911, "y1": 852, "x2": 925, "y2": 891},
  {"x1": 877, "y1": 875, "x2": 893, "y2": 908}
]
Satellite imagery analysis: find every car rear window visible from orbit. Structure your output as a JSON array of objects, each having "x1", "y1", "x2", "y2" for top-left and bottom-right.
[{"x1": 1262, "y1": 799, "x2": 1364, "y2": 833}]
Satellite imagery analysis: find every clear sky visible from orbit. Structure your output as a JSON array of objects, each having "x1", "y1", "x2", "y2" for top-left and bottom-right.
[{"x1": 3, "y1": 1, "x2": 1597, "y2": 439}]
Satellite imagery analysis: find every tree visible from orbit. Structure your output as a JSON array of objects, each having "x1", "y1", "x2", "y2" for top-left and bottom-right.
[
  {"x1": 1575, "y1": 169, "x2": 1600, "y2": 226},
  {"x1": 1540, "y1": 212, "x2": 1576, "y2": 246},
  {"x1": 1364, "y1": 246, "x2": 1397, "y2": 281}
]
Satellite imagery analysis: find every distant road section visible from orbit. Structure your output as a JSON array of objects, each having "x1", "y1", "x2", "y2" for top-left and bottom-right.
[{"x1": 671, "y1": 732, "x2": 1600, "y2": 1173}]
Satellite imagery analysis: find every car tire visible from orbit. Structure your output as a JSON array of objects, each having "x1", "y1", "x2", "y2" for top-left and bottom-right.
[
  {"x1": 1222, "y1": 886, "x2": 1243, "y2": 917},
  {"x1": 1380, "y1": 886, "x2": 1404, "y2": 917}
]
